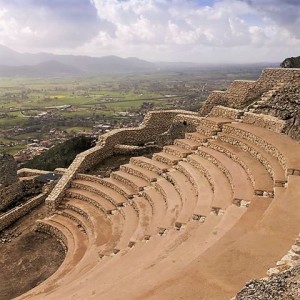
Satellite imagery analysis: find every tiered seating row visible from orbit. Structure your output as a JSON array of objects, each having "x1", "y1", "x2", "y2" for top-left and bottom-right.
[
  {"x1": 222, "y1": 122, "x2": 300, "y2": 176},
  {"x1": 218, "y1": 132, "x2": 286, "y2": 187},
  {"x1": 206, "y1": 140, "x2": 274, "y2": 196},
  {"x1": 196, "y1": 147, "x2": 253, "y2": 205}
]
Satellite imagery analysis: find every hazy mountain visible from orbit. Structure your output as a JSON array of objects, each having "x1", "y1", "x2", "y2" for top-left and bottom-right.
[
  {"x1": 0, "y1": 44, "x2": 280, "y2": 77},
  {"x1": 155, "y1": 61, "x2": 279, "y2": 71},
  {"x1": 0, "y1": 44, "x2": 157, "y2": 76},
  {"x1": 0, "y1": 61, "x2": 82, "y2": 77}
]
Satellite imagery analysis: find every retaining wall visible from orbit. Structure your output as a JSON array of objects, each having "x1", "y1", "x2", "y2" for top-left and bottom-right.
[
  {"x1": 208, "y1": 106, "x2": 286, "y2": 133},
  {"x1": 0, "y1": 153, "x2": 18, "y2": 186},
  {"x1": 0, "y1": 181, "x2": 22, "y2": 211},
  {"x1": 242, "y1": 112, "x2": 286, "y2": 133},
  {"x1": 0, "y1": 193, "x2": 47, "y2": 231},
  {"x1": 200, "y1": 68, "x2": 300, "y2": 116},
  {"x1": 46, "y1": 110, "x2": 197, "y2": 213},
  {"x1": 17, "y1": 168, "x2": 51, "y2": 178},
  {"x1": 208, "y1": 106, "x2": 243, "y2": 120}
]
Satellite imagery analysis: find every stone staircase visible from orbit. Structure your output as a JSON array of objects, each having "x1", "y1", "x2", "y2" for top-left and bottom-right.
[
  {"x1": 19, "y1": 108, "x2": 300, "y2": 300},
  {"x1": 246, "y1": 83, "x2": 284, "y2": 112}
]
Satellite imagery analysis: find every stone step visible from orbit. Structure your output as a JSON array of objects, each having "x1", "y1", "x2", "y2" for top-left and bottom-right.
[
  {"x1": 174, "y1": 138, "x2": 200, "y2": 151},
  {"x1": 102, "y1": 177, "x2": 135, "y2": 199},
  {"x1": 207, "y1": 140, "x2": 274, "y2": 196},
  {"x1": 130, "y1": 196, "x2": 155, "y2": 239},
  {"x1": 199, "y1": 117, "x2": 233, "y2": 131},
  {"x1": 36, "y1": 216, "x2": 87, "y2": 280},
  {"x1": 208, "y1": 106, "x2": 244, "y2": 119},
  {"x1": 111, "y1": 170, "x2": 149, "y2": 193},
  {"x1": 61, "y1": 208, "x2": 91, "y2": 237},
  {"x1": 152, "y1": 152, "x2": 181, "y2": 166},
  {"x1": 187, "y1": 154, "x2": 233, "y2": 210},
  {"x1": 130, "y1": 156, "x2": 169, "y2": 175},
  {"x1": 76, "y1": 174, "x2": 135, "y2": 199},
  {"x1": 112, "y1": 204, "x2": 139, "y2": 253},
  {"x1": 196, "y1": 125, "x2": 219, "y2": 136},
  {"x1": 72, "y1": 179, "x2": 127, "y2": 206},
  {"x1": 218, "y1": 132, "x2": 286, "y2": 187},
  {"x1": 155, "y1": 177, "x2": 182, "y2": 229},
  {"x1": 66, "y1": 188, "x2": 116, "y2": 214},
  {"x1": 222, "y1": 122, "x2": 300, "y2": 176},
  {"x1": 175, "y1": 161, "x2": 214, "y2": 218},
  {"x1": 64, "y1": 198, "x2": 112, "y2": 247},
  {"x1": 185, "y1": 132, "x2": 208, "y2": 144},
  {"x1": 196, "y1": 146, "x2": 254, "y2": 203},
  {"x1": 141, "y1": 186, "x2": 169, "y2": 231},
  {"x1": 120, "y1": 163, "x2": 160, "y2": 183},
  {"x1": 98, "y1": 213, "x2": 125, "y2": 257},
  {"x1": 163, "y1": 145, "x2": 192, "y2": 158},
  {"x1": 46, "y1": 214, "x2": 88, "y2": 257},
  {"x1": 165, "y1": 170, "x2": 198, "y2": 229}
]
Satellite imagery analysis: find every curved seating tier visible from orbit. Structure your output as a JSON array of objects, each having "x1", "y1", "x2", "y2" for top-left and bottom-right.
[
  {"x1": 218, "y1": 132, "x2": 286, "y2": 186},
  {"x1": 206, "y1": 139, "x2": 274, "y2": 196},
  {"x1": 222, "y1": 122, "x2": 300, "y2": 175},
  {"x1": 19, "y1": 111, "x2": 300, "y2": 300},
  {"x1": 187, "y1": 154, "x2": 233, "y2": 211},
  {"x1": 64, "y1": 197, "x2": 112, "y2": 247},
  {"x1": 196, "y1": 146, "x2": 254, "y2": 205}
]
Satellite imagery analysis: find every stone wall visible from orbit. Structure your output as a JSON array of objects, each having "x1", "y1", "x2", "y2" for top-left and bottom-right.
[
  {"x1": 208, "y1": 106, "x2": 244, "y2": 120},
  {"x1": 113, "y1": 144, "x2": 160, "y2": 155},
  {"x1": 17, "y1": 168, "x2": 50, "y2": 178},
  {"x1": 156, "y1": 113, "x2": 202, "y2": 146},
  {"x1": 0, "y1": 193, "x2": 47, "y2": 231},
  {"x1": 207, "y1": 106, "x2": 286, "y2": 133},
  {"x1": 20, "y1": 177, "x2": 44, "y2": 198},
  {"x1": 45, "y1": 109, "x2": 198, "y2": 213},
  {"x1": 1, "y1": 167, "x2": 60, "y2": 212},
  {"x1": 251, "y1": 84, "x2": 300, "y2": 140},
  {"x1": 200, "y1": 68, "x2": 300, "y2": 116},
  {"x1": 0, "y1": 181, "x2": 22, "y2": 211},
  {"x1": 0, "y1": 154, "x2": 21, "y2": 211},
  {"x1": 0, "y1": 154, "x2": 18, "y2": 186},
  {"x1": 199, "y1": 91, "x2": 228, "y2": 117},
  {"x1": 242, "y1": 112, "x2": 286, "y2": 133}
]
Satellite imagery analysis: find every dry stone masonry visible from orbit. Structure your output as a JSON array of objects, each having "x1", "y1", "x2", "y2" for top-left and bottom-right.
[
  {"x1": 0, "y1": 154, "x2": 22, "y2": 211},
  {"x1": 200, "y1": 68, "x2": 300, "y2": 117}
]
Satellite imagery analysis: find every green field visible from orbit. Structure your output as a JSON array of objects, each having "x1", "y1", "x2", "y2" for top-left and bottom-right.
[{"x1": 0, "y1": 69, "x2": 262, "y2": 154}]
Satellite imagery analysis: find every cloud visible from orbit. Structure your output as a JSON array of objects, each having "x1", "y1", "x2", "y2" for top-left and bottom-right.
[
  {"x1": 0, "y1": 0, "x2": 299, "y2": 62},
  {"x1": 0, "y1": 0, "x2": 101, "y2": 50},
  {"x1": 91, "y1": 0, "x2": 254, "y2": 47},
  {"x1": 86, "y1": 0, "x2": 300, "y2": 61},
  {"x1": 238, "y1": 0, "x2": 300, "y2": 38}
]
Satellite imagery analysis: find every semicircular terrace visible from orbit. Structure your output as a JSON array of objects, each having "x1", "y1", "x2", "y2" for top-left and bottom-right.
[{"x1": 15, "y1": 67, "x2": 300, "y2": 300}]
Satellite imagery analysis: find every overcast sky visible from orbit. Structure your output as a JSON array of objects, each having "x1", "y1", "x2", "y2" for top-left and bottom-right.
[{"x1": 0, "y1": 0, "x2": 299, "y2": 63}]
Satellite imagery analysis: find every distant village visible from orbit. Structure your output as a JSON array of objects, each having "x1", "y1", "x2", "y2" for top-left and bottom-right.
[{"x1": 0, "y1": 93, "x2": 202, "y2": 166}]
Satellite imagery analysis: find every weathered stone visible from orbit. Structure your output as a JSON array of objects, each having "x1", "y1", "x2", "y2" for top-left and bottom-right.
[{"x1": 291, "y1": 245, "x2": 300, "y2": 255}]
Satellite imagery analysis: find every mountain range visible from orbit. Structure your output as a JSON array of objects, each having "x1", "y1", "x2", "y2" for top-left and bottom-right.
[
  {"x1": 0, "y1": 44, "x2": 280, "y2": 77},
  {"x1": 0, "y1": 44, "x2": 157, "y2": 76}
]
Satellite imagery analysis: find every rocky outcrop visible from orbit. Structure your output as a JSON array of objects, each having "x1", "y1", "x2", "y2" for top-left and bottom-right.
[
  {"x1": 252, "y1": 84, "x2": 300, "y2": 140},
  {"x1": 280, "y1": 56, "x2": 300, "y2": 68},
  {"x1": 235, "y1": 266, "x2": 300, "y2": 300}
]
